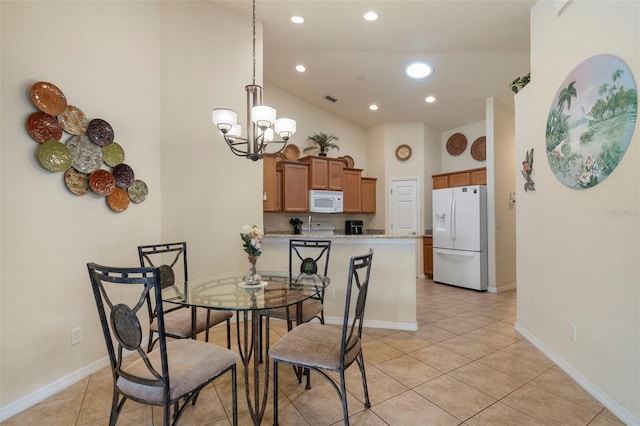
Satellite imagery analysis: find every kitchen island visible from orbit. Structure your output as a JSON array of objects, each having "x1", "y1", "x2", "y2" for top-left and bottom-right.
[{"x1": 259, "y1": 233, "x2": 419, "y2": 330}]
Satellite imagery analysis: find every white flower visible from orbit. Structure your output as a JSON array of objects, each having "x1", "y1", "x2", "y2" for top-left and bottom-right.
[{"x1": 241, "y1": 224, "x2": 251, "y2": 235}]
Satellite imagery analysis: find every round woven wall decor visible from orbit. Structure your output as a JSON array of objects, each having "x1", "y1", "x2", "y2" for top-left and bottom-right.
[
  {"x1": 446, "y1": 133, "x2": 467, "y2": 156},
  {"x1": 471, "y1": 136, "x2": 486, "y2": 161}
]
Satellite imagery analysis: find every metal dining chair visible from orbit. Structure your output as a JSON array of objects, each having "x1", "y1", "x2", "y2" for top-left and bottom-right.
[
  {"x1": 138, "y1": 242, "x2": 232, "y2": 351},
  {"x1": 270, "y1": 249, "x2": 374, "y2": 426},
  {"x1": 259, "y1": 239, "x2": 331, "y2": 361},
  {"x1": 87, "y1": 263, "x2": 239, "y2": 426}
]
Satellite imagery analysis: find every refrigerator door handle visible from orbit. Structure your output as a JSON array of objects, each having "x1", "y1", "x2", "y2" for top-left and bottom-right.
[
  {"x1": 452, "y1": 198, "x2": 457, "y2": 242},
  {"x1": 448, "y1": 198, "x2": 454, "y2": 242}
]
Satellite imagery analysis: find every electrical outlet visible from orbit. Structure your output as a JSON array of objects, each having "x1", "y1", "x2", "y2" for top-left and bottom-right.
[
  {"x1": 570, "y1": 324, "x2": 577, "y2": 342},
  {"x1": 71, "y1": 326, "x2": 82, "y2": 345},
  {"x1": 327, "y1": 288, "x2": 336, "y2": 299}
]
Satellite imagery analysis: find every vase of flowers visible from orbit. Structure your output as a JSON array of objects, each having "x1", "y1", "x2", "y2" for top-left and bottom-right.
[{"x1": 241, "y1": 224, "x2": 263, "y2": 285}]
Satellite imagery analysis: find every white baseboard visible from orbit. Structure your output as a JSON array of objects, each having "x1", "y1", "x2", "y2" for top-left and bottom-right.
[
  {"x1": 324, "y1": 316, "x2": 418, "y2": 331},
  {"x1": 0, "y1": 357, "x2": 110, "y2": 422},
  {"x1": 515, "y1": 322, "x2": 639, "y2": 426},
  {"x1": 487, "y1": 282, "x2": 517, "y2": 293}
]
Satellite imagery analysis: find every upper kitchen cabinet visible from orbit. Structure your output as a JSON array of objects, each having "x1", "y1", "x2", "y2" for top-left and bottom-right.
[
  {"x1": 263, "y1": 154, "x2": 280, "y2": 212},
  {"x1": 277, "y1": 160, "x2": 309, "y2": 212},
  {"x1": 343, "y1": 168, "x2": 362, "y2": 213},
  {"x1": 433, "y1": 167, "x2": 486, "y2": 189},
  {"x1": 361, "y1": 177, "x2": 377, "y2": 213},
  {"x1": 299, "y1": 156, "x2": 344, "y2": 190}
]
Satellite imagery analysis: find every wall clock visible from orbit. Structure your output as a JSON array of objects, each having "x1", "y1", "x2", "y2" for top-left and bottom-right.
[{"x1": 395, "y1": 144, "x2": 412, "y2": 161}]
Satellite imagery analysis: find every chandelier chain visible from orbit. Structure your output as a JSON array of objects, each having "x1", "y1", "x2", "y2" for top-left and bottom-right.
[{"x1": 252, "y1": 0, "x2": 256, "y2": 85}]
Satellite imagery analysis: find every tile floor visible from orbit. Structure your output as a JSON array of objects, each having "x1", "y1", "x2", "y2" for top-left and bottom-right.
[{"x1": 1, "y1": 278, "x2": 626, "y2": 425}]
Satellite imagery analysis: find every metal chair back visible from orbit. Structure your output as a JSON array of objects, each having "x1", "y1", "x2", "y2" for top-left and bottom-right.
[
  {"x1": 340, "y1": 249, "x2": 374, "y2": 367},
  {"x1": 87, "y1": 263, "x2": 171, "y2": 399}
]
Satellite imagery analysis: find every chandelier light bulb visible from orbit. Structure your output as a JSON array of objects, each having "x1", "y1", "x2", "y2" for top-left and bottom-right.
[
  {"x1": 252, "y1": 105, "x2": 276, "y2": 129},
  {"x1": 275, "y1": 118, "x2": 296, "y2": 140},
  {"x1": 211, "y1": 108, "x2": 237, "y2": 133}
]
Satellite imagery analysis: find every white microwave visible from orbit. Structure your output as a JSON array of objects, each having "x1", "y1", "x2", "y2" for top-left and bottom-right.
[{"x1": 309, "y1": 190, "x2": 343, "y2": 213}]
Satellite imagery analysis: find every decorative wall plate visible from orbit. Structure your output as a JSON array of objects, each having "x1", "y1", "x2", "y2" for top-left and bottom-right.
[
  {"x1": 57, "y1": 105, "x2": 89, "y2": 135},
  {"x1": 128, "y1": 179, "x2": 149, "y2": 203},
  {"x1": 343, "y1": 155, "x2": 355, "y2": 168},
  {"x1": 113, "y1": 163, "x2": 135, "y2": 188},
  {"x1": 89, "y1": 169, "x2": 116, "y2": 196},
  {"x1": 107, "y1": 187, "x2": 130, "y2": 212},
  {"x1": 395, "y1": 144, "x2": 412, "y2": 161},
  {"x1": 26, "y1": 111, "x2": 63, "y2": 143},
  {"x1": 87, "y1": 118, "x2": 115, "y2": 146},
  {"x1": 30, "y1": 81, "x2": 67, "y2": 115},
  {"x1": 66, "y1": 134, "x2": 103, "y2": 173},
  {"x1": 471, "y1": 136, "x2": 486, "y2": 161},
  {"x1": 446, "y1": 133, "x2": 467, "y2": 156},
  {"x1": 102, "y1": 142, "x2": 125, "y2": 167},
  {"x1": 282, "y1": 144, "x2": 300, "y2": 160},
  {"x1": 546, "y1": 54, "x2": 637, "y2": 189},
  {"x1": 64, "y1": 168, "x2": 91, "y2": 195},
  {"x1": 37, "y1": 141, "x2": 72, "y2": 172}
]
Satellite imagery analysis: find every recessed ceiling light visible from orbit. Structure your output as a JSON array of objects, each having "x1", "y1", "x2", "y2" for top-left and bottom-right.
[
  {"x1": 291, "y1": 16, "x2": 304, "y2": 24},
  {"x1": 425, "y1": 96, "x2": 436, "y2": 103},
  {"x1": 364, "y1": 11, "x2": 378, "y2": 21},
  {"x1": 295, "y1": 64, "x2": 306, "y2": 73},
  {"x1": 369, "y1": 104, "x2": 378, "y2": 111},
  {"x1": 406, "y1": 62, "x2": 433, "y2": 79}
]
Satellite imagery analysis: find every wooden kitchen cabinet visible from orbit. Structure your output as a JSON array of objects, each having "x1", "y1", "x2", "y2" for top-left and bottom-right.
[
  {"x1": 433, "y1": 175, "x2": 448, "y2": 189},
  {"x1": 423, "y1": 236, "x2": 433, "y2": 278},
  {"x1": 263, "y1": 154, "x2": 279, "y2": 212},
  {"x1": 432, "y1": 167, "x2": 486, "y2": 188},
  {"x1": 343, "y1": 168, "x2": 362, "y2": 213},
  {"x1": 361, "y1": 177, "x2": 377, "y2": 213},
  {"x1": 299, "y1": 156, "x2": 344, "y2": 190},
  {"x1": 277, "y1": 161, "x2": 309, "y2": 212}
]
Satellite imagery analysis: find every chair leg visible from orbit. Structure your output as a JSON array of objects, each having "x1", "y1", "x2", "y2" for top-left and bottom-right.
[
  {"x1": 259, "y1": 315, "x2": 264, "y2": 363},
  {"x1": 108, "y1": 391, "x2": 120, "y2": 426},
  {"x1": 339, "y1": 369, "x2": 350, "y2": 426},
  {"x1": 226, "y1": 318, "x2": 231, "y2": 349},
  {"x1": 205, "y1": 310, "x2": 211, "y2": 342},
  {"x1": 357, "y1": 354, "x2": 371, "y2": 408},
  {"x1": 231, "y1": 365, "x2": 238, "y2": 426},
  {"x1": 273, "y1": 360, "x2": 279, "y2": 426}
]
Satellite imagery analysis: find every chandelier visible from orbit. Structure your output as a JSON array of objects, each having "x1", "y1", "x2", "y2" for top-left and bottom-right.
[{"x1": 211, "y1": 0, "x2": 296, "y2": 161}]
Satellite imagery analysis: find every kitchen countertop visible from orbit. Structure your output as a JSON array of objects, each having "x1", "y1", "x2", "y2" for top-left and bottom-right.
[{"x1": 264, "y1": 231, "x2": 420, "y2": 240}]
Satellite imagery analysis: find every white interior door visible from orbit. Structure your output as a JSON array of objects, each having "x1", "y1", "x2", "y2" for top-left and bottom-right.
[{"x1": 389, "y1": 178, "x2": 419, "y2": 236}]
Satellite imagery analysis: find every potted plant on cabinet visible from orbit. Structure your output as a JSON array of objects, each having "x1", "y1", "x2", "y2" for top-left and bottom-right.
[{"x1": 303, "y1": 132, "x2": 340, "y2": 157}]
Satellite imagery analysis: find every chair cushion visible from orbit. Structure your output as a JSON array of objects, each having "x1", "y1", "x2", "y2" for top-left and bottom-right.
[
  {"x1": 269, "y1": 322, "x2": 361, "y2": 371},
  {"x1": 117, "y1": 339, "x2": 238, "y2": 404},
  {"x1": 150, "y1": 307, "x2": 232, "y2": 338},
  {"x1": 268, "y1": 299, "x2": 323, "y2": 323}
]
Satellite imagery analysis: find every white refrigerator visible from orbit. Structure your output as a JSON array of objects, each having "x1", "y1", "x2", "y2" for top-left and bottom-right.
[{"x1": 432, "y1": 185, "x2": 488, "y2": 291}]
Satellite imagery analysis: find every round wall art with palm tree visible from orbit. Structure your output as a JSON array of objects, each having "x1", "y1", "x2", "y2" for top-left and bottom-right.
[{"x1": 546, "y1": 54, "x2": 637, "y2": 189}]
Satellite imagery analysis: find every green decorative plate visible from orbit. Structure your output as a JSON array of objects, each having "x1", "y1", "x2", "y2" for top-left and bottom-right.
[
  {"x1": 37, "y1": 141, "x2": 72, "y2": 172},
  {"x1": 102, "y1": 142, "x2": 125, "y2": 167}
]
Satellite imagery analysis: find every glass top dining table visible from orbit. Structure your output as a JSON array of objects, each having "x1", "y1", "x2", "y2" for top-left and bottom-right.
[{"x1": 162, "y1": 271, "x2": 330, "y2": 426}]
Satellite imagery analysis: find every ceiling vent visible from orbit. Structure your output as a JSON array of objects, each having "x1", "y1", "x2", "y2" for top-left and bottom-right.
[{"x1": 324, "y1": 95, "x2": 338, "y2": 103}]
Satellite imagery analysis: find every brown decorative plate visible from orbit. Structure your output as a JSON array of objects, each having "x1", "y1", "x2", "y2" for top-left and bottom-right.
[
  {"x1": 471, "y1": 136, "x2": 486, "y2": 161},
  {"x1": 107, "y1": 187, "x2": 130, "y2": 212},
  {"x1": 128, "y1": 180, "x2": 148, "y2": 203},
  {"x1": 343, "y1": 155, "x2": 355, "y2": 168},
  {"x1": 30, "y1": 82, "x2": 67, "y2": 116},
  {"x1": 64, "y1": 168, "x2": 90, "y2": 196},
  {"x1": 57, "y1": 105, "x2": 89, "y2": 135},
  {"x1": 89, "y1": 169, "x2": 116, "y2": 196},
  {"x1": 113, "y1": 163, "x2": 135, "y2": 188},
  {"x1": 282, "y1": 144, "x2": 300, "y2": 160},
  {"x1": 26, "y1": 111, "x2": 63, "y2": 143},
  {"x1": 87, "y1": 118, "x2": 115, "y2": 146},
  {"x1": 446, "y1": 133, "x2": 467, "y2": 156}
]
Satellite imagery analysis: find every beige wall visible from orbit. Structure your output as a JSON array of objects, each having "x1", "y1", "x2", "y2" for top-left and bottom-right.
[
  {"x1": 0, "y1": 0, "x2": 251, "y2": 415},
  {"x1": 441, "y1": 120, "x2": 487, "y2": 172},
  {"x1": 516, "y1": 1, "x2": 639, "y2": 422}
]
